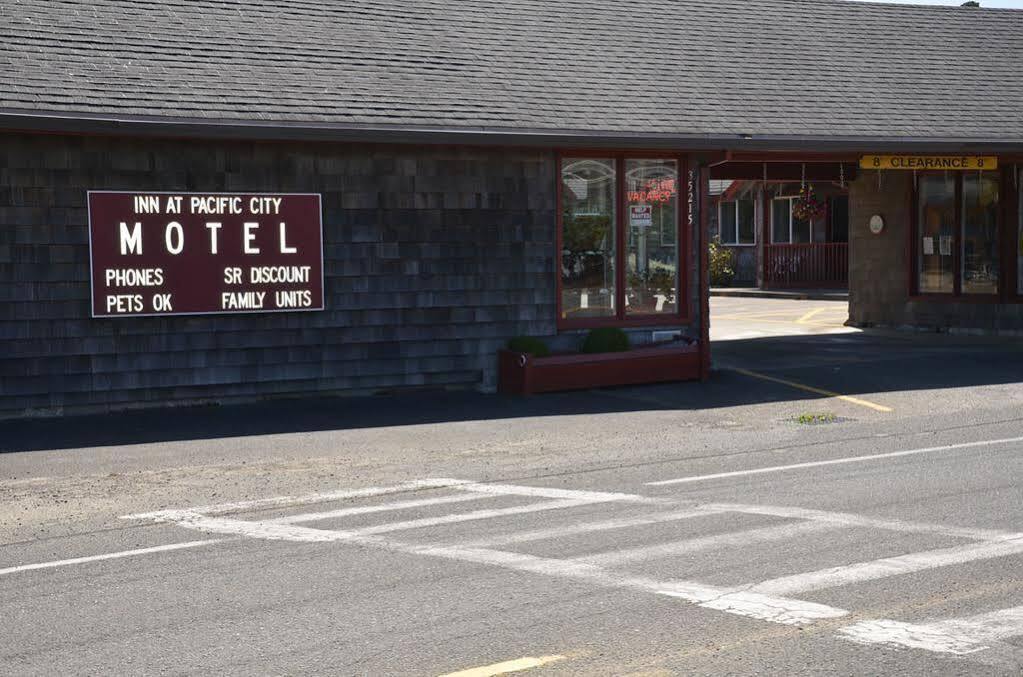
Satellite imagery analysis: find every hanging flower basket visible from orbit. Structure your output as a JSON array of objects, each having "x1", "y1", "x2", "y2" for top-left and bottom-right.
[{"x1": 792, "y1": 184, "x2": 826, "y2": 221}]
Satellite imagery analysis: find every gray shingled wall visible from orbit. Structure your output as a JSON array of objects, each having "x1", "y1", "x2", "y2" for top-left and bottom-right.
[{"x1": 0, "y1": 133, "x2": 562, "y2": 417}]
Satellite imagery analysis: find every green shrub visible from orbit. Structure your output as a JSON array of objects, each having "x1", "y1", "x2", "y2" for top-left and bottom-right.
[
  {"x1": 507, "y1": 336, "x2": 551, "y2": 358},
  {"x1": 581, "y1": 327, "x2": 630, "y2": 354},
  {"x1": 709, "y1": 239, "x2": 735, "y2": 287}
]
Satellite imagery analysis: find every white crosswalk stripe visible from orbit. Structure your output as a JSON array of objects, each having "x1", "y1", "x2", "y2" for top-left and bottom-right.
[
  {"x1": 120, "y1": 478, "x2": 1023, "y2": 664},
  {"x1": 839, "y1": 606, "x2": 1023, "y2": 655}
]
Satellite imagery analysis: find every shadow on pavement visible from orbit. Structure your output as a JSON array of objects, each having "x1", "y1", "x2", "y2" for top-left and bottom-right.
[{"x1": 3, "y1": 329, "x2": 1023, "y2": 453}]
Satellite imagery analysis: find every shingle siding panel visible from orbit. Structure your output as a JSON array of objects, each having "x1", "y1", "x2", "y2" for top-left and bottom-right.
[{"x1": 0, "y1": 133, "x2": 568, "y2": 417}]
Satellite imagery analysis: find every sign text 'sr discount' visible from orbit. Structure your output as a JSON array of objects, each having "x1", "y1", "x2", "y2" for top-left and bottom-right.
[{"x1": 88, "y1": 192, "x2": 325, "y2": 317}]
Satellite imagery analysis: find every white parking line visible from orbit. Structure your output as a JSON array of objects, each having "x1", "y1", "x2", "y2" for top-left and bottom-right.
[
  {"x1": 0, "y1": 539, "x2": 222, "y2": 577},
  {"x1": 704, "y1": 503, "x2": 1023, "y2": 542},
  {"x1": 128, "y1": 478, "x2": 470, "y2": 520},
  {"x1": 456, "y1": 507, "x2": 719, "y2": 549},
  {"x1": 455, "y1": 482, "x2": 661, "y2": 504},
  {"x1": 343, "y1": 499, "x2": 596, "y2": 536},
  {"x1": 575, "y1": 519, "x2": 842, "y2": 568},
  {"x1": 752, "y1": 537, "x2": 1023, "y2": 596},
  {"x1": 839, "y1": 606, "x2": 1023, "y2": 655},
  {"x1": 273, "y1": 492, "x2": 488, "y2": 524},
  {"x1": 416, "y1": 545, "x2": 849, "y2": 626},
  {"x1": 646, "y1": 436, "x2": 1023, "y2": 486}
]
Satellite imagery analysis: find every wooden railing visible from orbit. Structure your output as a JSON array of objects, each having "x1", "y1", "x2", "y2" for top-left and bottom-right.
[{"x1": 764, "y1": 243, "x2": 848, "y2": 288}]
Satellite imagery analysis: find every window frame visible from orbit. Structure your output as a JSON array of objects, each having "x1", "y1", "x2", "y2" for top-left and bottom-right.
[
  {"x1": 556, "y1": 150, "x2": 690, "y2": 330},
  {"x1": 718, "y1": 198, "x2": 757, "y2": 246},
  {"x1": 770, "y1": 196, "x2": 811, "y2": 244},
  {"x1": 909, "y1": 168, "x2": 1008, "y2": 302}
]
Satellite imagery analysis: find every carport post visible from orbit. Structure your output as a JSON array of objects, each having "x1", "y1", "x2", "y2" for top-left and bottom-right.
[{"x1": 697, "y1": 162, "x2": 712, "y2": 381}]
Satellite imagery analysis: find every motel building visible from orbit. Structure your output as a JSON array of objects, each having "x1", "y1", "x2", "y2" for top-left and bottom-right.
[{"x1": 1, "y1": 0, "x2": 1021, "y2": 417}]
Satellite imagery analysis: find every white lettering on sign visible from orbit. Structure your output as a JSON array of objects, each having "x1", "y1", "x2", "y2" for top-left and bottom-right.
[
  {"x1": 224, "y1": 267, "x2": 243, "y2": 284},
  {"x1": 249, "y1": 266, "x2": 312, "y2": 284},
  {"x1": 111, "y1": 221, "x2": 300, "y2": 256},
  {"x1": 89, "y1": 192, "x2": 324, "y2": 318},
  {"x1": 152, "y1": 293, "x2": 173, "y2": 312},
  {"x1": 206, "y1": 222, "x2": 222, "y2": 254},
  {"x1": 244, "y1": 222, "x2": 260, "y2": 254},
  {"x1": 687, "y1": 170, "x2": 696, "y2": 228},
  {"x1": 105, "y1": 268, "x2": 164, "y2": 287},
  {"x1": 630, "y1": 205, "x2": 653, "y2": 228},
  {"x1": 106, "y1": 294, "x2": 144, "y2": 313},
  {"x1": 280, "y1": 222, "x2": 297, "y2": 254},
  {"x1": 250, "y1": 197, "x2": 283, "y2": 215},
  {"x1": 191, "y1": 196, "x2": 243, "y2": 215},
  {"x1": 275, "y1": 290, "x2": 313, "y2": 308},
  {"x1": 165, "y1": 222, "x2": 184, "y2": 255},
  {"x1": 120, "y1": 222, "x2": 143, "y2": 255},
  {"x1": 221, "y1": 291, "x2": 267, "y2": 310},
  {"x1": 134, "y1": 196, "x2": 160, "y2": 214}
]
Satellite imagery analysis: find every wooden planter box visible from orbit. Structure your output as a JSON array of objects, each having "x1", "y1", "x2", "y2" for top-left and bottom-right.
[{"x1": 498, "y1": 340, "x2": 701, "y2": 395}]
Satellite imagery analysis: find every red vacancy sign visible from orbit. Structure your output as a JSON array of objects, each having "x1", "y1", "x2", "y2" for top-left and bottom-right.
[{"x1": 88, "y1": 192, "x2": 324, "y2": 318}]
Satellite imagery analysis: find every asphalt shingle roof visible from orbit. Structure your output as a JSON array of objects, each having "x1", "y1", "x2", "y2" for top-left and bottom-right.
[{"x1": 1, "y1": 0, "x2": 1021, "y2": 145}]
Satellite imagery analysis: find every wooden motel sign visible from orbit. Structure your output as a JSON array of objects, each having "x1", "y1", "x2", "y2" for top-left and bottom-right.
[
  {"x1": 860, "y1": 155, "x2": 999, "y2": 171},
  {"x1": 88, "y1": 192, "x2": 325, "y2": 318}
]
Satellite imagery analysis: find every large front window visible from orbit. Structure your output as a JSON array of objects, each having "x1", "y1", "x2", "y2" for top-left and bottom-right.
[
  {"x1": 561, "y1": 158, "x2": 616, "y2": 318},
  {"x1": 560, "y1": 156, "x2": 684, "y2": 325},
  {"x1": 916, "y1": 172, "x2": 1000, "y2": 296}
]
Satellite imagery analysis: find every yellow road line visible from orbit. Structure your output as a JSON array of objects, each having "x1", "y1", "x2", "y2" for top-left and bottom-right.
[
  {"x1": 440, "y1": 655, "x2": 567, "y2": 677},
  {"x1": 728, "y1": 367, "x2": 893, "y2": 413},
  {"x1": 715, "y1": 317, "x2": 850, "y2": 329},
  {"x1": 713, "y1": 310, "x2": 816, "y2": 320},
  {"x1": 796, "y1": 307, "x2": 830, "y2": 324}
]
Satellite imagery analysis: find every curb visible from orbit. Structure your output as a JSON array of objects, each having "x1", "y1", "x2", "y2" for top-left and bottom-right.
[{"x1": 711, "y1": 288, "x2": 849, "y2": 302}]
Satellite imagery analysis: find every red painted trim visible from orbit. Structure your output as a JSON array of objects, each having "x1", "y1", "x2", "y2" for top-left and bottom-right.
[
  {"x1": 555, "y1": 151, "x2": 691, "y2": 331},
  {"x1": 680, "y1": 156, "x2": 691, "y2": 324},
  {"x1": 555, "y1": 151, "x2": 565, "y2": 324},
  {"x1": 615, "y1": 155, "x2": 627, "y2": 320}
]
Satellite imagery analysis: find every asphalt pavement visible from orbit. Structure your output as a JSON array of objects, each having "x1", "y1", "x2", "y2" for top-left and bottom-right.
[{"x1": 3, "y1": 298, "x2": 1023, "y2": 676}]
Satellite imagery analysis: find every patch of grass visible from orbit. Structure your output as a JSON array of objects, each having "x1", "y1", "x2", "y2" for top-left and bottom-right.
[{"x1": 796, "y1": 412, "x2": 839, "y2": 426}]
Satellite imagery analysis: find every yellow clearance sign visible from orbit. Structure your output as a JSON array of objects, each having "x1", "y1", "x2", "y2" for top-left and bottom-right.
[{"x1": 860, "y1": 155, "x2": 998, "y2": 171}]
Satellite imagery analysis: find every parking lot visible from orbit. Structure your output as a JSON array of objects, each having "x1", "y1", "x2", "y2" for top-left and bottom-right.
[{"x1": 4, "y1": 296, "x2": 1023, "y2": 675}]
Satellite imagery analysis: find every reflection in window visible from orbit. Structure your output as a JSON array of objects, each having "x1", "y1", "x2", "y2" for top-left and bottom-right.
[
  {"x1": 738, "y1": 199, "x2": 756, "y2": 244},
  {"x1": 962, "y1": 173, "x2": 999, "y2": 294},
  {"x1": 719, "y1": 199, "x2": 755, "y2": 245},
  {"x1": 772, "y1": 197, "x2": 811, "y2": 244},
  {"x1": 830, "y1": 196, "x2": 849, "y2": 244},
  {"x1": 625, "y1": 159, "x2": 678, "y2": 315},
  {"x1": 772, "y1": 199, "x2": 790, "y2": 243},
  {"x1": 917, "y1": 175, "x2": 956, "y2": 293},
  {"x1": 561, "y1": 158, "x2": 615, "y2": 318}
]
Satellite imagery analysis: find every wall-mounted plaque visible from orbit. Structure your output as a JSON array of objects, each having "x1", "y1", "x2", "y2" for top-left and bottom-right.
[{"x1": 88, "y1": 192, "x2": 324, "y2": 317}]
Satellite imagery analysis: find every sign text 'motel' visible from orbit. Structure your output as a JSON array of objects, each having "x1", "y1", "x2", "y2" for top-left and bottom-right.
[
  {"x1": 860, "y1": 156, "x2": 999, "y2": 171},
  {"x1": 88, "y1": 192, "x2": 325, "y2": 317}
]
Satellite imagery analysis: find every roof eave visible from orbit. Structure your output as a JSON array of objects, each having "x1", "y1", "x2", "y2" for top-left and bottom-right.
[{"x1": 2, "y1": 110, "x2": 1022, "y2": 155}]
